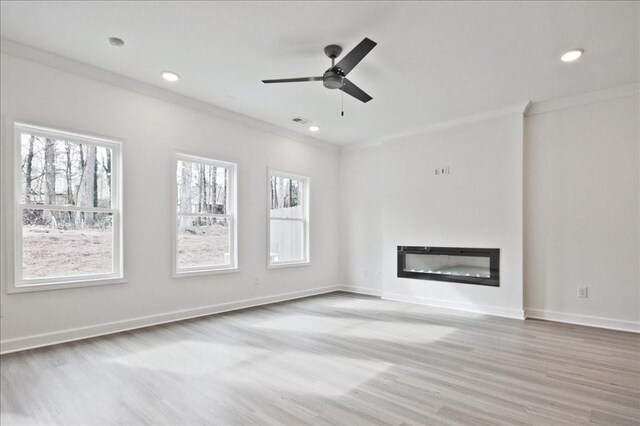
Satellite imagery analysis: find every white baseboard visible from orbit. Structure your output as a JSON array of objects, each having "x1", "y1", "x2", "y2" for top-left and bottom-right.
[
  {"x1": 338, "y1": 285, "x2": 383, "y2": 297},
  {"x1": 5, "y1": 287, "x2": 635, "y2": 354},
  {"x1": 382, "y1": 291, "x2": 525, "y2": 319},
  {"x1": 0, "y1": 285, "x2": 339, "y2": 355},
  {"x1": 525, "y1": 308, "x2": 639, "y2": 333}
]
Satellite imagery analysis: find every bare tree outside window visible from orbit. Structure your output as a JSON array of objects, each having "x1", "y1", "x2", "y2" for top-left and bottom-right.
[
  {"x1": 15, "y1": 126, "x2": 121, "y2": 285},
  {"x1": 269, "y1": 172, "x2": 308, "y2": 266},
  {"x1": 175, "y1": 155, "x2": 236, "y2": 273}
]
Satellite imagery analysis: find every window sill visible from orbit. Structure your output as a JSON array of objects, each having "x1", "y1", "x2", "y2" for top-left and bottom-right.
[
  {"x1": 8, "y1": 277, "x2": 128, "y2": 294},
  {"x1": 173, "y1": 267, "x2": 240, "y2": 278},
  {"x1": 268, "y1": 261, "x2": 311, "y2": 270}
]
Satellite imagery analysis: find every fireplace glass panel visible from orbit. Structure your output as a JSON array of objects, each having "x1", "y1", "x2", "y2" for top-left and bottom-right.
[{"x1": 404, "y1": 254, "x2": 491, "y2": 278}]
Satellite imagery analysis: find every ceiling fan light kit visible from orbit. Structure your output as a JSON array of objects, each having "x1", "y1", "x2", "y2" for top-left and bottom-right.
[{"x1": 262, "y1": 37, "x2": 377, "y2": 104}]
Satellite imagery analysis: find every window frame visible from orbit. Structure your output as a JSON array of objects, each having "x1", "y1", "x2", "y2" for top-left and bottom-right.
[
  {"x1": 6, "y1": 120, "x2": 124, "y2": 293},
  {"x1": 173, "y1": 152, "x2": 238, "y2": 277},
  {"x1": 267, "y1": 168, "x2": 310, "y2": 269}
]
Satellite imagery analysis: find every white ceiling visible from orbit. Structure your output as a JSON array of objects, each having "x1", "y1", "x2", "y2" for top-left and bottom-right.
[{"x1": 1, "y1": 1, "x2": 638, "y2": 146}]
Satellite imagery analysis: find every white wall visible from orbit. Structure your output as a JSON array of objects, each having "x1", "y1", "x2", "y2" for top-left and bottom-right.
[
  {"x1": 380, "y1": 113, "x2": 525, "y2": 318},
  {"x1": 524, "y1": 94, "x2": 640, "y2": 329},
  {"x1": 339, "y1": 145, "x2": 383, "y2": 294},
  {"x1": 341, "y1": 91, "x2": 639, "y2": 330},
  {"x1": 2, "y1": 50, "x2": 637, "y2": 355},
  {"x1": 0, "y1": 53, "x2": 341, "y2": 352}
]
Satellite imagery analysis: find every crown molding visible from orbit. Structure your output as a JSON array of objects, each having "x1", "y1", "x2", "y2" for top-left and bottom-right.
[
  {"x1": 343, "y1": 82, "x2": 640, "y2": 153},
  {"x1": 526, "y1": 84, "x2": 640, "y2": 116},
  {"x1": 342, "y1": 101, "x2": 530, "y2": 152},
  {"x1": 0, "y1": 38, "x2": 339, "y2": 153},
  {"x1": 340, "y1": 140, "x2": 383, "y2": 153},
  {"x1": 375, "y1": 101, "x2": 531, "y2": 144}
]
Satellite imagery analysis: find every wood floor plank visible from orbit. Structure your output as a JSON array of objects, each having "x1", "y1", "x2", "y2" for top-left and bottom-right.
[{"x1": 1, "y1": 292, "x2": 639, "y2": 425}]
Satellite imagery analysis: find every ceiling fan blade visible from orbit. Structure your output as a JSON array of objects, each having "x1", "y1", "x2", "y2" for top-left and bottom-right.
[
  {"x1": 332, "y1": 37, "x2": 377, "y2": 76},
  {"x1": 262, "y1": 76, "x2": 323, "y2": 83},
  {"x1": 340, "y1": 78, "x2": 372, "y2": 103}
]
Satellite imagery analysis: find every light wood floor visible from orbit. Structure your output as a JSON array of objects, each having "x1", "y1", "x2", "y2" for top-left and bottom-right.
[{"x1": 1, "y1": 292, "x2": 639, "y2": 425}]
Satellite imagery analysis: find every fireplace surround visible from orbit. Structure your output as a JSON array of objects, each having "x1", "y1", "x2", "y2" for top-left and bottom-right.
[{"x1": 397, "y1": 246, "x2": 500, "y2": 286}]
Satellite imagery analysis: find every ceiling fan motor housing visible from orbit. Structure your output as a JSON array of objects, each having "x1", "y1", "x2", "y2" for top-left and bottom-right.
[{"x1": 323, "y1": 70, "x2": 344, "y2": 89}]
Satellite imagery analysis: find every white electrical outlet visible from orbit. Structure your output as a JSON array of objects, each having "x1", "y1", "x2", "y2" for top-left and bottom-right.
[
  {"x1": 434, "y1": 169, "x2": 440, "y2": 175},
  {"x1": 442, "y1": 167, "x2": 450, "y2": 175},
  {"x1": 578, "y1": 286, "x2": 588, "y2": 298},
  {"x1": 253, "y1": 276, "x2": 261, "y2": 285}
]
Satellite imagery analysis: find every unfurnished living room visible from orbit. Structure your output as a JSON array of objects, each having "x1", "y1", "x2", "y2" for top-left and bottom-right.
[{"x1": 0, "y1": 1, "x2": 638, "y2": 425}]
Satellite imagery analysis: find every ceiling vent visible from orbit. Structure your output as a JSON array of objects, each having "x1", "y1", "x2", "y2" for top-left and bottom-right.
[{"x1": 291, "y1": 117, "x2": 311, "y2": 125}]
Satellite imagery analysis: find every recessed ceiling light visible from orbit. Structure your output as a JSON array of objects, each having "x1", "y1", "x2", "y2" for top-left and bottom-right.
[
  {"x1": 161, "y1": 71, "x2": 180, "y2": 82},
  {"x1": 109, "y1": 37, "x2": 124, "y2": 47},
  {"x1": 561, "y1": 49, "x2": 584, "y2": 63},
  {"x1": 308, "y1": 125, "x2": 320, "y2": 132}
]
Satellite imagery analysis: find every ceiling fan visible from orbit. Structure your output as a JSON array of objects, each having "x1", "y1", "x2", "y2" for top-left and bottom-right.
[{"x1": 262, "y1": 37, "x2": 377, "y2": 103}]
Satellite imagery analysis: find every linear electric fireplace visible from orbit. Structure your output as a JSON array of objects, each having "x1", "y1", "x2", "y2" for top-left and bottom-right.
[{"x1": 397, "y1": 246, "x2": 500, "y2": 286}]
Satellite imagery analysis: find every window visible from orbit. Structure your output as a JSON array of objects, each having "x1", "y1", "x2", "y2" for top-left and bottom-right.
[
  {"x1": 10, "y1": 122, "x2": 123, "y2": 292},
  {"x1": 268, "y1": 169, "x2": 309, "y2": 267},
  {"x1": 174, "y1": 153, "x2": 237, "y2": 275}
]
